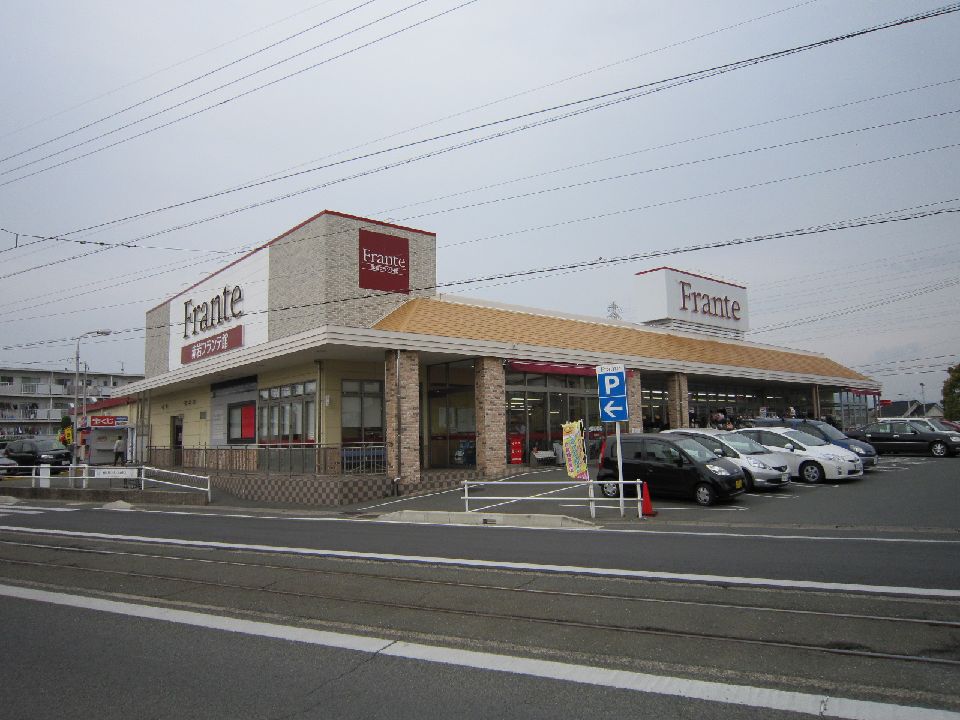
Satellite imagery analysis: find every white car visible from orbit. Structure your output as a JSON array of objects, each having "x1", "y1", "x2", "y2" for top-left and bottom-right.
[{"x1": 738, "y1": 427, "x2": 863, "y2": 483}]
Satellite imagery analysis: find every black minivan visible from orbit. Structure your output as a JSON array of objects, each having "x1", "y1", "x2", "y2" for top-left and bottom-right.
[
  {"x1": 596, "y1": 433, "x2": 745, "y2": 506},
  {"x1": 3, "y1": 436, "x2": 71, "y2": 474}
]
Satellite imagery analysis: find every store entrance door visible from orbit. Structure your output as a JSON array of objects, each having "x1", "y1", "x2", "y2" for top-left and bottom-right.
[{"x1": 170, "y1": 415, "x2": 183, "y2": 466}]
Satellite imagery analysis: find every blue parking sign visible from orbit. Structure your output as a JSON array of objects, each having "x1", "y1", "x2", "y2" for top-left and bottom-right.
[{"x1": 596, "y1": 364, "x2": 629, "y2": 422}]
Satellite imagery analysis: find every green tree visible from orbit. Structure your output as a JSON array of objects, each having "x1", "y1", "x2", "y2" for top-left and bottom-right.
[{"x1": 943, "y1": 364, "x2": 960, "y2": 420}]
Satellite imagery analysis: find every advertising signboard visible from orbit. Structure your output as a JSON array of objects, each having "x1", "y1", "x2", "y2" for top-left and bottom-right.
[
  {"x1": 634, "y1": 267, "x2": 749, "y2": 333},
  {"x1": 358, "y1": 229, "x2": 410, "y2": 293}
]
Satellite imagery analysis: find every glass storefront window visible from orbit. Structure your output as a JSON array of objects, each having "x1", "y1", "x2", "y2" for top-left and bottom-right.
[
  {"x1": 259, "y1": 380, "x2": 319, "y2": 444},
  {"x1": 428, "y1": 360, "x2": 476, "y2": 468},
  {"x1": 341, "y1": 380, "x2": 383, "y2": 443}
]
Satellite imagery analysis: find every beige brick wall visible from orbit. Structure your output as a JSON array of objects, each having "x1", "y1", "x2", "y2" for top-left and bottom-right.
[
  {"x1": 384, "y1": 350, "x2": 421, "y2": 485},
  {"x1": 475, "y1": 357, "x2": 506, "y2": 477},
  {"x1": 268, "y1": 213, "x2": 437, "y2": 338},
  {"x1": 665, "y1": 373, "x2": 690, "y2": 430},
  {"x1": 144, "y1": 304, "x2": 170, "y2": 378}
]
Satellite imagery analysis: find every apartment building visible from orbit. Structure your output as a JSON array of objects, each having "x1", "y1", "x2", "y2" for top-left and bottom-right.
[{"x1": 0, "y1": 367, "x2": 144, "y2": 436}]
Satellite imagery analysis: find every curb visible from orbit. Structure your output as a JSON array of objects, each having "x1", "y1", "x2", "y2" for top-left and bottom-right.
[{"x1": 378, "y1": 510, "x2": 595, "y2": 528}]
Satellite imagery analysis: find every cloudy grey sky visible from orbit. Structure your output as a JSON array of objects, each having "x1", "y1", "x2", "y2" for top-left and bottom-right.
[{"x1": 1, "y1": 0, "x2": 957, "y2": 402}]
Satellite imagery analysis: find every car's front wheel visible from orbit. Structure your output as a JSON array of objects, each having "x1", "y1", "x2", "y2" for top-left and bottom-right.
[
  {"x1": 694, "y1": 483, "x2": 717, "y2": 506},
  {"x1": 800, "y1": 461, "x2": 824, "y2": 483},
  {"x1": 599, "y1": 481, "x2": 620, "y2": 498},
  {"x1": 930, "y1": 441, "x2": 948, "y2": 458}
]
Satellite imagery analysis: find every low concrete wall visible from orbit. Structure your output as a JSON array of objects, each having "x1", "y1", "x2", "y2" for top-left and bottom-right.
[{"x1": 0, "y1": 487, "x2": 208, "y2": 505}]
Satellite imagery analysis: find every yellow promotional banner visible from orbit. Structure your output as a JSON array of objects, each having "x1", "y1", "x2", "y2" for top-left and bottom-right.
[
  {"x1": 63, "y1": 426, "x2": 74, "y2": 445},
  {"x1": 561, "y1": 421, "x2": 589, "y2": 481}
]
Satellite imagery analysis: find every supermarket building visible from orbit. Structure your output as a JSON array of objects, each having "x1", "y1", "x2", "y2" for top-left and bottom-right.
[{"x1": 124, "y1": 210, "x2": 880, "y2": 505}]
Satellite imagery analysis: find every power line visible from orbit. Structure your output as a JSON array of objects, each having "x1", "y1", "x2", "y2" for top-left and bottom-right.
[
  {"x1": 853, "y1": 353, "x2": 959, "y2": 369},
  {"x1": 238, "y1": 0, "x2": 823, "y2": 187},
  {"x1": 23, "y1": 3, "x2": 960, "y2": 239},
  {"x1": 10, "y1": 105, "x2": 954, "y2": 263},
  {"x1": 2, "y1": 202, "x2": 956, "y2": 352},
  {"x1": 0, "y1": 0, "x2": 379, "y2": 165},
  {"x1": 0, "y1": 0, "x2": 343, "y2": 141},
  {"x1": 0, "y1": 0, "x2": 476, "y2": 187},
  {"x1": 749, "y1": 275, "x2": 960, "y2": 334}
]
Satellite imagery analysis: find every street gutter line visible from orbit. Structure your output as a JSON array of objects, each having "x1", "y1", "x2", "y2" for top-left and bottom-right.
[{"x1": 0, "y1": 525, "x2": 957, "y2": 598}]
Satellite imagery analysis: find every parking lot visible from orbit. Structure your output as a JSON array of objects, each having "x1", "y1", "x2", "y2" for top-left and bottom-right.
[{"x1": 350, "y1": 455, "x2": 959, "y2": 531}]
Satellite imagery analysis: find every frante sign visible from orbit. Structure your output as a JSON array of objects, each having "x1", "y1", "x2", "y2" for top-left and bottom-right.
[
  {"x1": 634, "y1": 267, "x2": 749, "y2": 333},
  {"x1": 179, "y1": 284, "x2": 245, "y2": 364},
  {"x1": 358, "y1": 229, "x2": 410, "y2": 293},
  {"x1": 596, "y1": 364, "x2": 629, "y2": 422}
]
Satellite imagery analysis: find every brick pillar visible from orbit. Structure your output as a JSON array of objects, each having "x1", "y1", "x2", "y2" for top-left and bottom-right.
[
  {"x1": 385, "y1": 350, "x2": 421, "y2": 487},
  {"x1": 665, "y1": 373, "x2": 690, "y2": 429},
  {"x1": 475, "y1": 357, "x2": 506, "y2": 479},
  {"x1": 627, "y1": 371, "x2": 643, "y2": 433},
  {"x1": 811, "y1": 384, "x2": 821, "y2": 419}
]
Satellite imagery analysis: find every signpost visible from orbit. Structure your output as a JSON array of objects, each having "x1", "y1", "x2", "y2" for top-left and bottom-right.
[{"x1": 596, "y1": 364, "x2": 630, "y2": 518}]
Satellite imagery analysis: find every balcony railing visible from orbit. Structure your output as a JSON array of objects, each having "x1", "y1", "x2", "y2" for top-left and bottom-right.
[{"x1": 145, "y1": 443, "x2": 387, "y2": 476}]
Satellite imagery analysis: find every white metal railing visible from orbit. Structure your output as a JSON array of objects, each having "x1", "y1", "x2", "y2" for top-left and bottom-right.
[
  {"x1": 23, "y1": 464, "x2": 210, "y2": 502},
  {"x1": 141, "y1": 466, "x2": 211, "y2": 502},
  {"x1": 462, "y1": 479, "x2": 645, "y2": 519}
]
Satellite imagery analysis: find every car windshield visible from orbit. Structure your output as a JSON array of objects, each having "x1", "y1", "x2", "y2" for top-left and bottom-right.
[
  {"x1": 813, "y1": 423, "x2": 848, "y2": 441},
  {"x1": 720, "y1": 432, "x2": 769, "y2": 455},
  {"x1": 783, "y1": 429, "x2": 825, "y2": 447},
  {"x1": 36, "y1": 439, "x2": 68, "y2": 452},
  {"x1": 928, "y1": 419, "x2": 953, "y2": 432},
  {"x1": 682, "y1": 434, "x2": 726, "y2": 456},
  {"x1": 672, "y1": 437, "x2": 718, "y2": 462}
]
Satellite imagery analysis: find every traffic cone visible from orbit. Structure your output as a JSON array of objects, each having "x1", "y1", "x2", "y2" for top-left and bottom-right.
[{"x1": 641, "y1": 481, "x2": 657, "y2": 517}]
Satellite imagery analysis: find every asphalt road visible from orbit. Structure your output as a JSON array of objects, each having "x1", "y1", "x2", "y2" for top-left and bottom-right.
[{"x1": 0, "y1": 456, "x2": 958, "y2": 719}]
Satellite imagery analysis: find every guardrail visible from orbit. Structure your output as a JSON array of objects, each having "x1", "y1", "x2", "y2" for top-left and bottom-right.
[
  {"x1": 462, "y1": 478, "x2": 645, "y2": 519},
  {"x1": 22, "y1": 464, "x2": 210, "y2": 501},
  {"x1": 146, "y1": 443, "x2": 386, "y2": 476}
]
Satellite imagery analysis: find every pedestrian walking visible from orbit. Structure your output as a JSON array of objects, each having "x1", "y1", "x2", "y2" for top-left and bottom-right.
[{"x1": 113, "y1": 435, "x2": 125, "y2": 466}]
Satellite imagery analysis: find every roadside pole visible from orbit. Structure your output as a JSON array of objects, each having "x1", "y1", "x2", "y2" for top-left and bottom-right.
[
  {"x1": 615, "y1": 420, "x2": 624, "y2": 518},
  {"x1": 596, "y1": 363, "x2": 630, "y2": 520}
]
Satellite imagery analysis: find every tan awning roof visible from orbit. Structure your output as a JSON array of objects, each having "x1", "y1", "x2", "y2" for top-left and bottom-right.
[{"x1": 374, "y1": 298, "x2": 872, "y2": 384}]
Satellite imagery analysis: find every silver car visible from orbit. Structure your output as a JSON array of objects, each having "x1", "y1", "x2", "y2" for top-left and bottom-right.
[{"x1": 663, "y1": 428, "x2": 791, "y2": 491}]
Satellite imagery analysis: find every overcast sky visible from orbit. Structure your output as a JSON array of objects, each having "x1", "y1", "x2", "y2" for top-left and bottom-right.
[{"x1": 1, "y1": 0, "x2": 957, "y2": 402}]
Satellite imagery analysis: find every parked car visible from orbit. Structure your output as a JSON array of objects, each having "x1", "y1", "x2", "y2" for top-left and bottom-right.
[
  {"x1": 662, "y1": 428, "x2": 790, "y2": 491},
  {"x1": 596, "y1": 433, "x2": 745, "y2": 506},
  {"x1": 2, "y1": 436, "x2": 71, "y2": 474},
  {"x1": 740, "y1": 419, "x2": 878, "y2": 466},
  {"x1": 846, "y1": 420, "x2": 960, "y2": 457},
  {"x1": 737, "y1": 427, "x2": 863, "y2": 483},
  {"x1": 0, "y1": 455, "x2": 16, "y2": 476},
  {"x1": 879, "y1": 417, "x2": 960, "y2": 435}
]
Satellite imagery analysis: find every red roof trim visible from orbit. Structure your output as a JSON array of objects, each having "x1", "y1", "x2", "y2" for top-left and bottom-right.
[
  {"x1": 148, "y1": 211, "x2": 435, "y2": 312},
  {"x1": 71, "y1": 396, "x2": 135, "y2": 415},
  {"x1": 634, "y1": 266, "x2": 746, "y2": 290},
  {"x1": 322, "y1": 210, "x2": 436, "y2": 236}
]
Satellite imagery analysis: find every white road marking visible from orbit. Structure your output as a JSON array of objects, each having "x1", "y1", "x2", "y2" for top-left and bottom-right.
[
  {"x1": 0, "y1": 583, "x2": 955, "y2": 720},
  {"x1": 0, "y1": 526, "x2": 956, "y2": 597},
  {"x1": 0, "y1": 509, "x2": 44, "y2": 515}
]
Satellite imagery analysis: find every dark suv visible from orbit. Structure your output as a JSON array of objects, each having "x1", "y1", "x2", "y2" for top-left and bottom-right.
[
  {"x1": 596, "y1": 433, "x2": 745, "y2": 506},
  {"x1": 3, "y1": 436, "x2": 71, "y2": 473},
  {"x1": 742, "y1": 418, "x2": 878, "y2": 467}
]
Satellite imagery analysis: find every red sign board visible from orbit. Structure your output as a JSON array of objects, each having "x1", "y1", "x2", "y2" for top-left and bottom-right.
[
  {"x1": 358, "y1": 229, "x2": 409, "y2": 293},
  {"x1": 90, "y1": 415, "x2": 128, "y2": 427},
  {"x1": 879, "y1": 399, "x2": 893, "y2": 406},
  {"x1": 181, "y1": 325, "x2": 244, "y2": 365}
]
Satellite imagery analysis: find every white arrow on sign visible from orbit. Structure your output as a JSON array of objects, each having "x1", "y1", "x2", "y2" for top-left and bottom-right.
[{"x1": 603, "y1": 400, "x2": 624, "y2": 415}]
